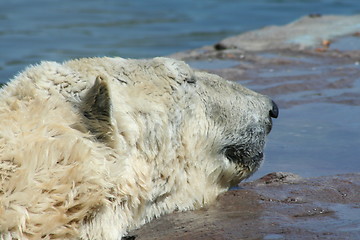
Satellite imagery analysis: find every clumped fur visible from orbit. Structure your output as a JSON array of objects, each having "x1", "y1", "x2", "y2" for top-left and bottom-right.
[{"x1": 0, "y1": 57, "x2": 276, "y2": 239}]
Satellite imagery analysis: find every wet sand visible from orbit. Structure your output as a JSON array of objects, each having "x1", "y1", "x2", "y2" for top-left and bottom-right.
[{"x1": 130, "y1": 173, "x2": 360, "y2": 240}]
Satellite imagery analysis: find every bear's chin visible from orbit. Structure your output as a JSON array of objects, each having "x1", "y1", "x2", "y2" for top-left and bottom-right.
[
  {"x1": 224, "y1": 146, "x2": 264, "y2": 184},
  {"x1": 224, "y1": 145, "x2": 263, "y2": 168}
]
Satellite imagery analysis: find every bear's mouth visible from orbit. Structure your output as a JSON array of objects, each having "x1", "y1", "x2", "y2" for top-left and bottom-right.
[{"x1": 223, "y1": 144, "x2": 263, "y2": 174}]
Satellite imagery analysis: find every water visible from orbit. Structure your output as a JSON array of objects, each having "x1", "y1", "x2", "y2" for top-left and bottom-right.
[
  {"x1": 1, "y1": 0, "x2": 360, "y2": 178},
  {"x1": 1, "y1": 0, "x2": 360, "y2": 82},
  {"x1": 246, "y1": 52, "x2": 360, "y2": 179},
  {"x1": 254, "y1": 103, "x2": 360, "y2": 179}
]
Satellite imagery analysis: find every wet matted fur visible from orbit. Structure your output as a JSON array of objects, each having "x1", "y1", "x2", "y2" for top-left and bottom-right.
[{"x1": 0, "y1": 57, "x2": 277, "y2": 239}]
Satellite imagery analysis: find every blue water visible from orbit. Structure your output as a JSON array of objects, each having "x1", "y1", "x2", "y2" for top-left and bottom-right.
[
  {"x1": 1, "y1": 0, "x2": 360, "y2": 82},
  {"x1": 254, "y1": 103, "x2": 360, "y2": 179},
  {"x1": 1, "y1": 0, "x2": 360, "y2": 178}
]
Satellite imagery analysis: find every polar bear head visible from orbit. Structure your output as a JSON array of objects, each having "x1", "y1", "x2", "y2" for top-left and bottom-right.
[
  {"x1": 63, "y1": 57, "x2": 278, "y2": 203},
  {"x1": 74, "y1": 57, "x2": 277, "y2": 187},
  {"x1": 0, "y1": 57, "x2": 278, "y2": 239}
]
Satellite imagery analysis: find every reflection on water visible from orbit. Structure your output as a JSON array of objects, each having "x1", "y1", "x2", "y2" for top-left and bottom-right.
[
  {"x1": 247, "y1": 51, "x2": 360, "y2": 179},
  {"x1": 251, "y1": 103, "x2": 360, "y2": 180},
  {"x1": 264, "y1": 234, "x2": 284, "y2": 240},
  {"x1": 331, "y1": 35, "x2": 360, "y2": 51},
  {"x1": 330, "y1": 203, "x2": 360, "y2": 234}
]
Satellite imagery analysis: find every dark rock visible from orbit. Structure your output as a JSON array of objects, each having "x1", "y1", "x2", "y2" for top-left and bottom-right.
[{"x1": 214, "y1": 43, "x2": 227, "y2": 51}]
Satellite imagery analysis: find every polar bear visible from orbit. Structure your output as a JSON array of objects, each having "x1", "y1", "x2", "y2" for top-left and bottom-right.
[{"x1": 0, "y1": 57, "x2": 278, "y2": 240}]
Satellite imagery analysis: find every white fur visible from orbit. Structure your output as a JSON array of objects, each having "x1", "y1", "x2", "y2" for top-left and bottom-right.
[{"x1": 0, "y1": 57, "x2": 274, "y2": 239}]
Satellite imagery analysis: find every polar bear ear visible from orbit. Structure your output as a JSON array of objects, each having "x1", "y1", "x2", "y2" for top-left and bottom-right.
[{"x1": 80, "y1": 76, "x2": 115, "y2": 146}]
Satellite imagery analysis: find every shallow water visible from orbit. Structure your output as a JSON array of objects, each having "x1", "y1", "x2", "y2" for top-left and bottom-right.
[
  {"x1": 1, "y1": 0, "x2": 360, "y2": 82},
  {"x1": 1, "y1": 0, "x2": 360, "y2": 178},
  {"x1": 253, "y1": 103, "x2": 360, "y2": 179}
]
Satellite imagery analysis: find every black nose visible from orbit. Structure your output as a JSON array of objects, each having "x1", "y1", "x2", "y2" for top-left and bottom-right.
[{"x1": 269, "y1": 100, "x2": 279, "y2": 118}]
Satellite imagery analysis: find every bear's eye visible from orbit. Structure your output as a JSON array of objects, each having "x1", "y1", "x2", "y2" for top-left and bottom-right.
[{"x1": 185, "y1": 77, "x2": 196, "y2": 84}]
